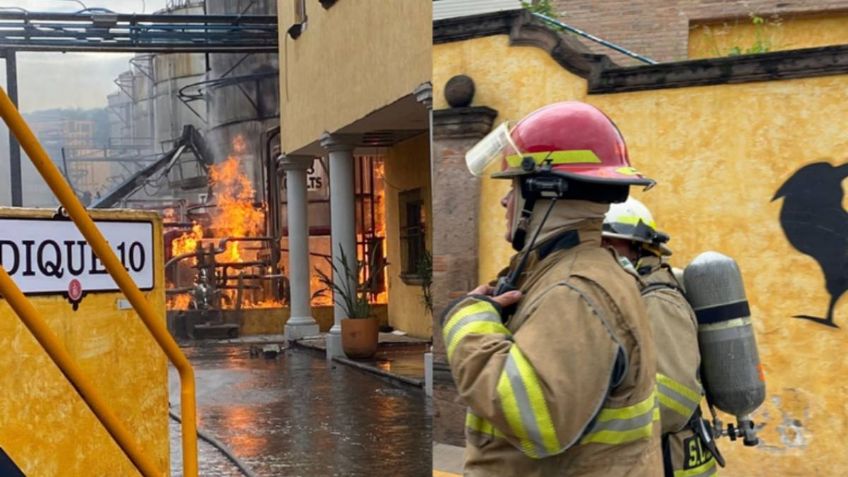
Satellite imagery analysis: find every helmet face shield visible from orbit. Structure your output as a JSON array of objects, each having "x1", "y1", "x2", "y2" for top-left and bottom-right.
[{"x1": 465, "y1": 122, "x2": 522, "y2": 177}]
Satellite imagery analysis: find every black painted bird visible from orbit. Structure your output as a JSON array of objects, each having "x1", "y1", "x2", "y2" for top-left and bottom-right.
[{"x1": 772, "y1": 161, "x2": 848, "y2": 328}]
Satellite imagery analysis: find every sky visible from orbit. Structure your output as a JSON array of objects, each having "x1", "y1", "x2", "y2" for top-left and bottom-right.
[
  {"x1": 0, "y1": 1, "x2": 168, "y2": 205},
  {"x1": 0, "y1": 0, "x2": 169, "y2": 112}
]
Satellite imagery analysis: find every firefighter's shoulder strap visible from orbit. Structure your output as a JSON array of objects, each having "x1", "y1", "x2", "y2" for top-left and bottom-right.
[
  {"x1": 640, "y1": 263, "x2": 684, "y2": 296},
  {"x1": 641, "y1": 282, "x2": 681, "y2": 296}
]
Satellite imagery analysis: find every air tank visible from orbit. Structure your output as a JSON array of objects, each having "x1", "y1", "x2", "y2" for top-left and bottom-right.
[{"x1": 684, "y1": 251, "x2": 765, "y2": 445}]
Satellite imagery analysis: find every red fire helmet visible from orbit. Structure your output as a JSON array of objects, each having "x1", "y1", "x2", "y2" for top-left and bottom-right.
[{"x1": 466, "y1": 101, "x2": 654, "y2": 188}]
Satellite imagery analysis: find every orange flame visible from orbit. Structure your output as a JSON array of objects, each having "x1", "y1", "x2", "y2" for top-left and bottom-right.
[
  {"x1": 168, "y1": 293, "x2": 192, "y2": 310},
  {"x1": 172, "y1": 223, "x2": 204, "y2": 260},
  {"x1": 208, "y1": 151, "x2": 264, "y2": 263},
  {"x1": 373, "y1": 159, "x2": 388, "y2": 304},
  {"x1": 162, "y1": 207, "x2": 178, "y2": 223},
  {"x1": 374, "y1": 161, "x2": 386, "y2": 237}
]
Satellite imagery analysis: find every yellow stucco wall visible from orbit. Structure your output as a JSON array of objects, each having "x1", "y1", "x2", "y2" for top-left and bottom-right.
[
  {"x1": 436, "y1": 34, "x2": 848, "y2": 475},
  {"x1": 0, "y1": 208, "x2": 168, "y2": 476},
  {"x1": 689, "y1": 13, "x2": 848, "y2": 59},
  {"x1": 434, "y1": 36, "x2": 590, "y2": 282},
  {"x1": 278, "y1": 0, "x2": 432, "y2": 154},
  {"x1": 384, "y1": 133, "x2": 433, "y2": 339}
]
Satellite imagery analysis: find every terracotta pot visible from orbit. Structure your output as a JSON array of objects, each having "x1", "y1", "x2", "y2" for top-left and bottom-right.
[{"x1": 341, "y1": 317, "x2": 379, "y2": 359}]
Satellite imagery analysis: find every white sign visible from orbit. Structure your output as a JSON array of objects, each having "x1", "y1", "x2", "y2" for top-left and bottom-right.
[{"x1": 0, "y1": 218, "x2": 154, "y2": 295}]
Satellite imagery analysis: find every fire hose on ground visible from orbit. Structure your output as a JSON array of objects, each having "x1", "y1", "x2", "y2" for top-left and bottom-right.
[{"x1": 168, "y1": 406, "x2": 259, "y2": 477}]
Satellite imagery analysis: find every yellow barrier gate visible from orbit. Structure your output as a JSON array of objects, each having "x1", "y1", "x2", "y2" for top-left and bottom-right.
[{"x1": 0, "y1": 87, "x2": 198, "y2": 476}]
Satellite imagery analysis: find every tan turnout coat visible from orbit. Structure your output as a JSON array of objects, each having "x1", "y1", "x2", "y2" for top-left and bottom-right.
[{"x1": 442, "y1": 222, "x2": 662, "y2": 476}]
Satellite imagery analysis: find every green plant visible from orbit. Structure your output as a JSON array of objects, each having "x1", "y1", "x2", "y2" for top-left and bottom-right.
[
  {"x1": 315, "y1": 244, "x2": 383, "y2": 319},
  {"x1": 521, "y1": 0, "x2": 558, "y2": 18},
  {"x1": 418, "y1": 250, "x2": 433, "y2": 315},
  {"x1": 727, "y1": 14, "x2": 772, "y2": 56}
]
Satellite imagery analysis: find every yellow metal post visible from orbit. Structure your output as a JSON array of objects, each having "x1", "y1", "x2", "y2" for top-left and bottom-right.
[
  {"x1": 0, "y1": 267, "x2": 162, "y2": 477},
  {"x1": 0, "y1": 87, "x2": 199, "y2": 477}
]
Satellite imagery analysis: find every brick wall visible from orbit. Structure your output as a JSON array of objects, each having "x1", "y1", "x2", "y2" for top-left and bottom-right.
[{"x1": 550, "y1": 0, "x2": 848, "y2": 64}]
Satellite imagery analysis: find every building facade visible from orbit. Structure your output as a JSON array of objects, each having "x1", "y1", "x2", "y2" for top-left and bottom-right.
[{"x1": 278, "y1": 0, "x2": 433, "y2": 352}]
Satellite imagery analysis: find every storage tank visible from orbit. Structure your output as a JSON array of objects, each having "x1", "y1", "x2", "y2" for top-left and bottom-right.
[
  {"x1": 205, "y1": 0, "x2": 279, "y2": 202},
  {"x1": 151, "y1": 1, "x2": 208, "y2": 153}
]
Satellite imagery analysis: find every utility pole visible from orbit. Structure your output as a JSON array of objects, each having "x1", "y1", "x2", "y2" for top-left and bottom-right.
[{"x1": 4, "y1": 49, "x2": 21, "y2": 206}]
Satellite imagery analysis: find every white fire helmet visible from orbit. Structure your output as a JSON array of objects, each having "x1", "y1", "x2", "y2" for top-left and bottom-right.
[{"x1": 602, "y1": 197, "x2": 671, "y2": 255}]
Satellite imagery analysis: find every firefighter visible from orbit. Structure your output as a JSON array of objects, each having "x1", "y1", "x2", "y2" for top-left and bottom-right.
[
  {"x1": 442, "y1": 101, "x2": 662, "y2": 476},
  {"x1": 602, "y1": 197, "x2": 717, "y2": 477}
]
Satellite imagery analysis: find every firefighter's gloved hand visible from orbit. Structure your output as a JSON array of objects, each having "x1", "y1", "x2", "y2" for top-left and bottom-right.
[{"x1": 468, "y1": 285, "x2": 522, "y2": 321}]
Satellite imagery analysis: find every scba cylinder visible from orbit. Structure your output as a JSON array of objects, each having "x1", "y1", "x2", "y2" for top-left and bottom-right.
[{"x1": 683, "y1": 252, "x2": 766, "y2": 419}]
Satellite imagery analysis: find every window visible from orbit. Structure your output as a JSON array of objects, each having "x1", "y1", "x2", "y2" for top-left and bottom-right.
[{"x1": 399, "y1": 188, "x2": 427, "y2": 284}]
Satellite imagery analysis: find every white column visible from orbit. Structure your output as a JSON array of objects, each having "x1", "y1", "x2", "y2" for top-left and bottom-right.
[
  {"x1": 279, "y1": 155, "x2": 320, "y2": 342},
  {"x1": 414, "y1": 82, "x2": 435, "y2": 398},
  {"x1": 320, "y1": 133, "x2": 357, "y2": 358}
]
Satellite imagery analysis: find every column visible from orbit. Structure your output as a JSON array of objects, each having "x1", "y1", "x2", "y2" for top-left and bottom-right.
[
  {"x1": 414, "y1": 82, "x2": 434, "y2": 397},
  {"x1": 279, "y1": 155, "x2": 320, "y2": 341},
  {"x1": 5, "y1": 50, "x2": 22, "y2": 206},
  {"x1": 431, "y1": 74, "x2": 498, "y2": 445},
  {"x1": 320, "y1": 133, "x2": 357, "y2": 358}
]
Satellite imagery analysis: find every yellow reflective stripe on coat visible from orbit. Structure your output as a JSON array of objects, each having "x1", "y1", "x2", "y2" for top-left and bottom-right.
[
  {"x1": 443, "y1": 300, "x2": 509, "y2": 362},
  {"x1": 674, "y1": 457, "x2": 717, "y2": 477},
  {"x1": 580, "y1": 391, "x2": 659, "y2": 445},
  {"x1": 466, "y1": 412, "x2": 506, "y2": 438},
  {"x1": 657, "y1": 373, "x2": 702, "y2": 418},
  {"x1": 505, "y1": 150, "x2": 601, "y2": 168},
  {"x1": 497, "y1": 347, "x2": 561, "y2": 459},
  {"x1": 443, "y1": 300, "x2": 499, "y2": 336}
]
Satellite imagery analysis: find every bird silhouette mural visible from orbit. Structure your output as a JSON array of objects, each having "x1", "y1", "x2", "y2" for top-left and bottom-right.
[{"x1": 772, "y1": 161, "x2": 848, "y2": 328}]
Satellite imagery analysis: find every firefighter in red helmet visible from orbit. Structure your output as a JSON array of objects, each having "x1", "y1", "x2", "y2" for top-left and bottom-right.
[{"x1": 442, "y1": 101, "x2": 662, "y2": 476}]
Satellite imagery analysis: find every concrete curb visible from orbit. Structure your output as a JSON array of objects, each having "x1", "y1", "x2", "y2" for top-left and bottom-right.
[
  {"x1": 291, "y1": 340, "x2": 426, "y2": 389},
  {"x1": 332, "y1": 356, "x2": 425, "y2": 388}
]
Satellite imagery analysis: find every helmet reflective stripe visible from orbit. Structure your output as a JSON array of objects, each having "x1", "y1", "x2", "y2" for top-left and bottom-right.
[
  {"x1": 505, "y1": 150, "x2": 602, "y2": 168},
  {"x1": 465, "y1": 101, "x2": 655, "y2": 187},
  {"x1": 603, "y1": 197, "x2": 658, "y2": 244}
]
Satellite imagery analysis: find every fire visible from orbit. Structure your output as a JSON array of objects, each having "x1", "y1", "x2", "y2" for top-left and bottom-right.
[
  {"x1": 168, "y1": 293, "x2": 192, "y2": 310},
  {"x1": 208, "y1": 153, "x2": 265, "y2": 263},
  {"x1": 311, "y1": 271, "x2": 334, "y2": 307},
  {"x1": 172, "y1": 223, "x2": 204, "y2": 260},
  {"x1": 164, "y1": 139, "x2": 391, "y2": 314},
  {"x1": 374, "y1": 161, "x2": 386, "y2": 237},
  {"x1": 372, "y1": 159, "x2": 388, "y2": 304},
  {"x1": 162, "y1": 207, "x2": 177, "y2": 223}
]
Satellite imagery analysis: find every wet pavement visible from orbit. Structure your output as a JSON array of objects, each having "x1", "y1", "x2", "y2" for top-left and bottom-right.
[
  {"x1": 298, "y1": 333, "x2": 429, "y2": 385},
  {"x1": 169, "y1": 345, "x2": 433, "y2": 477}
]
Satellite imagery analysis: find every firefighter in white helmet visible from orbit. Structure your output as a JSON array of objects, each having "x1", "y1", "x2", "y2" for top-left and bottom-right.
[
  {"x1": 602, "y1": 197, "x2": 718, "y2": 477},
  {"x1": 442, "y1": 101, "x2": 662, "y2": 476}
]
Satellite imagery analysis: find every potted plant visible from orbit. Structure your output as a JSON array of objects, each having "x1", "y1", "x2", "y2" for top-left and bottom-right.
[{"x1": 316, "y1": 244, "x2": 384, "y2": 359}]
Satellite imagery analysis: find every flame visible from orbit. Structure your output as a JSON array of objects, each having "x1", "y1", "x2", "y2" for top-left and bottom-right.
[
  {"x1": 172, "y1": 223, "x2": 204, "y2": 259},
  {"x1": 310, "y1": 271, "x2": 334, "y2": 307},
  {"x1": 231, "y1": 134, "x2": 247, "y2": 154},
  {"x1": 374, "y1": 161, "x2": 386, "y2": 237},
  {"x1": 373, "y1": 159, "x2": 388, "y2": 304},
  {"x1": 164, "y1": 139, "x2": 392, "y2": 313},
  {"x1": 168, "y1": 293, "x2": 192, "y2": 310},
  {"x1": 208, "y1": 152, "x2": 265, "y2": 263},
  {"x1": 162, "y1": 207, "x2": 177, "y2": 223}
]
